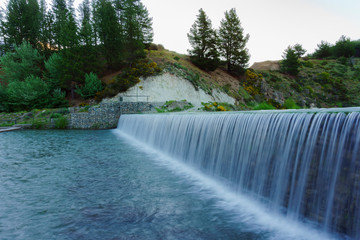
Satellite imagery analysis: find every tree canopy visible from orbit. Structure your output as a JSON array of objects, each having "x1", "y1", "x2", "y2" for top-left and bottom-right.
[
  {"x1": 281, "y1": 46, "x2": 301, "y2": 76},
  {"x1": 187, "y1": 8, "x2": 220, "y2": 71},
  {"x1": 219, "y1": 8, "x2": 249, "y2": 74},
  {"x1": 187, "y1": 8, "x2": 250, "y2": 73},
  {"x1": 0, "y1": 0, "x2": 154, "y2": 112}
]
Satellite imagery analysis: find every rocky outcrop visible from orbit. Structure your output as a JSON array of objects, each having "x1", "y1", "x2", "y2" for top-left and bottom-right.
[
  {"x1": 251, "y1": 60, "x2": 280, "y2": 71},
  {"x1": 106, "y1": 73, "x2": 236, "y2": 108}
]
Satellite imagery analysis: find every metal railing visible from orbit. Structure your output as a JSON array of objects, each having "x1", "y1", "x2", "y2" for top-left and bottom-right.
[{"x1": 118, "y1": 95, "x2": 150, "y2": 102}]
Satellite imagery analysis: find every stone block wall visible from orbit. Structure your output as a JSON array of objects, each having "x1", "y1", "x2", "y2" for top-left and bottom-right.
[
  {"x1": 119, "y1": 102, "x2": 152, "y2": 114},
  {"x1": 70, "y1": 102, "x2": 152, "y2": 129}
]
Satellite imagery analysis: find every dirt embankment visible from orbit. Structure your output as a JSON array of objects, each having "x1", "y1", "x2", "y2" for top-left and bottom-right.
[{"x1": 251, "y1": 60, "x2": 280, "y2": 71}]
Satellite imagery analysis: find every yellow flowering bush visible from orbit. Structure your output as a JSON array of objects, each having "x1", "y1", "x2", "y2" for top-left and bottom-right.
[
  {"x1": 242, "y1": 69, "x2": 262, "y2": 96},
  {"x1": 201, "y1": 101, "x2": 229, "y2": 111},
  {"x1": 217, "y1": 105, "x2": 226, "y2": 111}
]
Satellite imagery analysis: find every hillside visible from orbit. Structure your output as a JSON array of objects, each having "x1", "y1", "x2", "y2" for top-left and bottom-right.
[{"x1": 120, "y1": 47, "x2": 360, "y2": 110}]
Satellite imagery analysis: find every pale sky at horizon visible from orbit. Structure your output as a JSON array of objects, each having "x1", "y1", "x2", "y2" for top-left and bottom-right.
[
  {"x1": 141, "y1": 0, "x2": 360, "y2": 65},
  {"x1": 1, "y1": 0, "x2": 359, "y2": 65}
]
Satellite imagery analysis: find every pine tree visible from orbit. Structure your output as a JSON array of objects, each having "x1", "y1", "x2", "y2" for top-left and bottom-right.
[
  {"x1": 121, "y1": 0, "x2": 153, "y2": 61},
  {"x1": 1, "y1": 0, "x2": 41, "y2": 49},
  {"x1": 79, "y1": 0, "x2": 93, "y2": 47},
  {"x1": 94, "y1": 0, "x2": 122, "y2": 69},
  {"x1": 219, "y1": 8, "x2": 249, "y2": 74},
  {"x1": 293, "y1": 43, "x2": 306, "y2": 58},
  {"x1": 187, "y1": 8, "x2": 219, "y2": 71},
  {"x1": 0, "y1": 41, "x2": 43, "y2": 83},
  {"x1": 313, "y1": 41, "x2": 332, "y2": 59},
  {"x1": 62, "y1": 0, "x2": 78, "y2": 49},
  {"x1": 281, "y1": 46, "x2": 300, "y2": 76},
  {"x1": 78, "y1": 0, "x2": 102, "y2": 74},
  {"x1": 51, "y1": 0, "x2": 68, "y2": 49},
  {"x1": 135, "y1": 1, "x2": 153, "y2": 47}
]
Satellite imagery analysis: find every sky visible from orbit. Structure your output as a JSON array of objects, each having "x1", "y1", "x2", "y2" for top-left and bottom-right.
[
  {"x1": 1, "y1": 0, "x2": 359, "y2": 65},
  {"x1": 140, "y1": 0, "x2": 360, "y2": 65}
]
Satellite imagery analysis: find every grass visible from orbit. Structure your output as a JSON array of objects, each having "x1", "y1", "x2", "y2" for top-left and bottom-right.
[{"x1": 0, "y1": 108, "x2": 70, "y2": 129}]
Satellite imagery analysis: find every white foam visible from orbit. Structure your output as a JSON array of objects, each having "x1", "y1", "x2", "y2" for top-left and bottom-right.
[{"x1": 113, "y1": 129, "x2": 339, "y2": 240}]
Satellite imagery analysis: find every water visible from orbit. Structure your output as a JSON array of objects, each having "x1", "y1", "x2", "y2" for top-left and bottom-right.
[
  {"x1": 0, "y1": 130, "x2": 275, "y2": 239},
  {"x1": 117, "y1": 109, "x2": 360, "y2": 239},
  {"x1": 1, "y1": 109, "x2": 359, "y2": 240}
]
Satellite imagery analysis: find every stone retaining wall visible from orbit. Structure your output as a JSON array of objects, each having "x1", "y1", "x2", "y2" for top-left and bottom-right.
[{"x1": 70, "y1": 102, "x2": 152, "y2": 129}]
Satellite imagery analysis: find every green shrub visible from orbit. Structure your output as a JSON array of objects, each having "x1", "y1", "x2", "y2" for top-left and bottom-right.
[
  {"x1": 337, "y1": 56, "x2": 348, "y2": 66},
  {"x1": 317, "y1": 72, "x2": 331, "y2": 83},
  {"x1": 32, "y1": 119, "x2": 47, "y2": 129},
  {"x1": 50, "y1": 88, "x2": 68, "y2": 108},
  {"x1": 38, "y1": 110, "x2": 51, "y2": 117},
  {"x1": 305, "y1": 85, "x2": 314, "y2": 95},
  {"x1": 44, "y1": 53, "x2": 64, "y2": 89},
  {"x1": 222, "y1": 84, "x2": 231, "y2": 93},
  {"x1": 6, "y1": 75, "x2": 51, "y2": 112},
  {"x1": 200, "y1": 101, "x2": 233, "y2": 111},
  {"x1": 283, "y1": 98, "x2": 300, "y2": 109},
  {"x1": 0, "y1": 41, "x2": 43, "y2": 83},
  {"x1": 99, "y1": 60, "x2": 161, "y2": 99},
  {"x1": 253, "y1": 102, "x2": 276, "y2": 110},
  {"x1": 50, "y1": 113, "x2": 62, "y2": 118},
  {"x1": 55, "y1": 116, "x2": 68, "y2": 129},
  {"x1": 290, "y1": 82, "x2": 303, "y2": 92},
  {"x1": 301, "y1": 61, "x2": 314, "y2": 68},
  {"x1": 76, "y1": 72, "x2": 104, "y2": 99},
  {"x1": 313, "y1": 41, "x2": 332, "y2": 59}
]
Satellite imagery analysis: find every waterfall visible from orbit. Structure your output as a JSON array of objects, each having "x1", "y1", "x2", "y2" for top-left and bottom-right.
[{"x1": 117, "y1": 110, "x2": 360, "y2": 239}]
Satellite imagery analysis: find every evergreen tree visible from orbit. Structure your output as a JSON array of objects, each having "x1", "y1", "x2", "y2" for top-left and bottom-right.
[
  {"x1": 94, "y1": 0, "x2": 122, "y2": 69},
  {"x1": 188, "y1": 8, "x2": 219, "y2": 71},
  {"x1": 281, "y1": 46, "x2": 300, "y2": 76},
  {"x1": 44, "y1": 52, "x2": 64, "y2": 89},
  {"x1": 75, "y1": 72, "x2": 104, "y2": 99},
  {"x1": 333, "y1": 35, "x2": 355, "y2": 58},
  {"x1": 51, "y1": 0, "x2": 68, "y2": 49},
  {"x1": 134, "y1": 1, "x2": 153, "y2": 47},
  {"x1": 62, "y1": 0, "x2": 78, "y2": 49},
  {"x1": 219, "y1": 8, "x2": 249, "y2": 73},
  {"x1": 79, "y1": 0, "x2": 93, "y2": 47},
  {"x1": 1, "y1": 0, "x2": 41, "y2": 49},
  {"x1": 91, "y1": 0, "x2": 99, "y2": 46},
  {"x1": 313, "y1": 41, "x2": 332, "y2": 59},
  {"x1": 78, "y1": 0, "x2": 103, "y2": 74},
  {"x1": 121, "y1": 0, "x2": 153, "y2": 61},
  {"x1": 6, "y1": 75, "x2": 51, "y2": 111},
  {"x1": 293, "y1": 43, "x2": 306, "y2": 58},
  {"x1": 0, "y1": 41, "x2": 43, "y2": 83}
]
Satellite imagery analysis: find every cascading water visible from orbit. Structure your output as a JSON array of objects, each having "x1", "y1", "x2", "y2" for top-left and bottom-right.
[{"x1": 117, "y1": 109, "x2": 360, "y2": 239}]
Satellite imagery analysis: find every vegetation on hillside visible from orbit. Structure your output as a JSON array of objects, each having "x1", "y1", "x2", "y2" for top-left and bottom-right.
[
  {"x1": 0, "y1": 0, "x2": 155, "y2": 112},
  {"x1": 187, "y1": 8, "x2": 250, "y2": 74},
  {"x1": 0, "y1": 1, "x2": 359, "y2": 114}
]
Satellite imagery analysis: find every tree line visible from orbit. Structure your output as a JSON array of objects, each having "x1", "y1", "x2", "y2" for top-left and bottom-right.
[
  {"x1": 281, "y1": 36, "x2": 360, "y2": 76},
  {"x1": 187, "y1": 8, "x2": 250, "y2": 75},
  {"x1": 0, "y1": 0, "x2": 153, "y2": 112}
]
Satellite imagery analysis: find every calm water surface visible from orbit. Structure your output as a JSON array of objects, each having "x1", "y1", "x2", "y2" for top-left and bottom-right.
[{"x1": 0, "y1": 130, "x2": 265, "y2": 240}]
